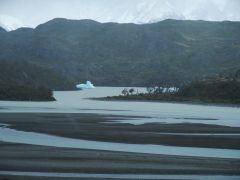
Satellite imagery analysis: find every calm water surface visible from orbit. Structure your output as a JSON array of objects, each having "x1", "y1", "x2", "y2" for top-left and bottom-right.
[{"x1": 0, "y1": 87, "x2": 239, "y2": 127}]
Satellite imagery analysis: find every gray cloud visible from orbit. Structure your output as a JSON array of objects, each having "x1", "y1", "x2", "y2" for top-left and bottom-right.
[{"x1": 0, "y1": 0, "x2": 240, "y2": 29}]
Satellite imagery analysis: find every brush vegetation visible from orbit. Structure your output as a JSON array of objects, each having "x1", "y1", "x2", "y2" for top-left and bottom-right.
[{"x1": 104, "y1": 71, "x2": 240, "y2": 104}]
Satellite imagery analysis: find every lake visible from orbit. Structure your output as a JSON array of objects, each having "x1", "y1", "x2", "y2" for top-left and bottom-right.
[
  {"x1": 0, "y1": 87, "x2": 239, "y2": 127},
  {"x1": 0, "y1": 87, "x2": 240, "y2": 179}
]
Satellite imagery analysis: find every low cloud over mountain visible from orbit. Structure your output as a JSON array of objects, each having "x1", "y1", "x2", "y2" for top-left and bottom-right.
[{"x1": 0, "y1": 0, "x2": 240, "y2": 30}]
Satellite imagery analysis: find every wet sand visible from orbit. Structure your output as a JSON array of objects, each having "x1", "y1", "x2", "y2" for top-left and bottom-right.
[
  {"x1": 0, "y1": 113, "x2": 240, "y2": 179},
  {"x1": 0, "y1": 141, "x2": 240, "y2": 176},
  {"x1": 0, "y1": 113, "x2": 240, "y2": 149}
]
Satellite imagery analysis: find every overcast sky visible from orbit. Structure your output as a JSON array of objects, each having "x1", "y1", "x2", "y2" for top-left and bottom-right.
[{"x1": 0, "y1": 0, "x2": 240, "y2": 29}]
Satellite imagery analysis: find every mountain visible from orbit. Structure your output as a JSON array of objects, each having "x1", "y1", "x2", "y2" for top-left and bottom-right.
[
  {"x1": 0, "y1": 27, "x2": 6, "y2": 33},
  {"x1": 0, "y1": 18, "x2": 240, "y2": 87}
]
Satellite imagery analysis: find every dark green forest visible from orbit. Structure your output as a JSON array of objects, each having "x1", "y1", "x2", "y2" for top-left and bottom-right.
[
  {"x1": 0, "y1": 85, "x2": 55, "y2": 101},
  {"x1": 105, "y1": 72, "x2": 240, "y2": 104},
  {"x1": 0, "y1": 19, "x2": 240, "y2": 88},
  {"x1": 178, "y1": 76, "x2": 240, "y2": 104},
  {"x1": 0, "y1": 61, "x2": 74, "y2": 90}
]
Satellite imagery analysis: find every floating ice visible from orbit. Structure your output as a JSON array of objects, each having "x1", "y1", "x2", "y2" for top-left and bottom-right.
[{"x1": 76, "y1": 81, "x2": 95, "y2": 89}]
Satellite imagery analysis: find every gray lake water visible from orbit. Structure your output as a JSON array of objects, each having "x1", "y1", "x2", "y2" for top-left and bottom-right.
[{"x1": 0, "y1": 87, "x2": 239, "y2": 127}]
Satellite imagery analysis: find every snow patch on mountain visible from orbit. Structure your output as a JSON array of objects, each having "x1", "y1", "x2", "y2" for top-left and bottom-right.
[
  {"x1": 83, "y1": 0, "x2": 185, "y2": 24},
  {"x1": 0, "y1": 15, "x2": 24, "y2": 31}
]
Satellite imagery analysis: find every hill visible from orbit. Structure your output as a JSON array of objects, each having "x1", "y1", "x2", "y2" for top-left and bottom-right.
[
  {"x1": 0, "y1": 61, "x2": 74, "y2": 90},
  {"x1": 0, "y1": 19, "x2": 240, "y2": 86},
  {"x1": 178, "y1": 77, "x2": 240, "y2": 104}
]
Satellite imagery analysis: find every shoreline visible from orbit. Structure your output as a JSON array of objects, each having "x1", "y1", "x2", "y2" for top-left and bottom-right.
[{"x1": 91, "y1": 96, "x2": 240, "y2": 108}]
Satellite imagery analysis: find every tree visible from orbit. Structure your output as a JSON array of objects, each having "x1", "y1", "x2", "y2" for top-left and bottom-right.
[
  {"x1": 154, "y1": 86, "x2": 163, "y2": 94},
  {"x1": 129, "y1": 88, "x2": 135, "y2": 95},
  {"x1": 146, "y1": 87, "x2": 154, "y2": 94},
  {"x1": 121, "y1": 88, "x2": 129, "y2": 96}
]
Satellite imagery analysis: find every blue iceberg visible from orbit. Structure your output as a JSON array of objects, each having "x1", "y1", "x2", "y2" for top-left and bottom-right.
[{"x1": 76, "y1": 81, "x2": 95, "y2": 89}]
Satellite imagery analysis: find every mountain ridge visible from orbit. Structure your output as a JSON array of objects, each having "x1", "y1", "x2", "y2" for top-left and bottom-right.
[
  {"x1": 2, "y1": 0, "x2": 239, "y2": 30},
  {"x1": 1, "y1": 18, "x2": 239, "y2": 32},
  {"x1": 0, "y1": 18, "x2": 240, "y2": 87}
]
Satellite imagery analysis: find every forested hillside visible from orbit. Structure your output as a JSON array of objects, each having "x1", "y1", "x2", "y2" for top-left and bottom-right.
[{"x1": 0, "y1": 19, "x2": 240, "y2": 87}]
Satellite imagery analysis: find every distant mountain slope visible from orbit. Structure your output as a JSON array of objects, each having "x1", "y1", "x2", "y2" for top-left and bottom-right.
[
  {"x1": 0, "y1": 18, "x2": 240, "y2": 86},
  {"x1": 0, "y1": 27, "x2": 6, "y2": 32}
]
